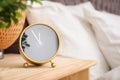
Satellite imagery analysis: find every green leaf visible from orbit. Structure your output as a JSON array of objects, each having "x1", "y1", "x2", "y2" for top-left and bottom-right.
[
  {"x1": 11, "y1": 16, "x2": 18, "y2": 24},
  {"x1": 30, "y1": 0, "x2": 42, "y2": 5},
  {"x1": 0, "y1": 23, "x2": 6, "y2": 28},
  {"x1": 0, "y1": 7, "x2": 3, "y2": 12},
  {"x1": 6, "y1": 23, "x2": 11, "y2": 28},
  {"x1": 0, "y1": 0, "x2": 42, "y2": 28},
  {"x1": 16, "y1": 12, "x2": 22, "y2": 18}
]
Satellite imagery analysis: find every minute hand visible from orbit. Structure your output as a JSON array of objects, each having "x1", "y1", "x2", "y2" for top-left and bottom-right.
[{"x1": 31, "y1": 30, "x2": 42, "y2": 45}]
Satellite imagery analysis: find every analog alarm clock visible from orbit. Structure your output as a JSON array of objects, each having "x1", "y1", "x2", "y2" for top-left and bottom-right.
[{"x1": 19, "y1": 24, "x2": 59, "y2": 68}]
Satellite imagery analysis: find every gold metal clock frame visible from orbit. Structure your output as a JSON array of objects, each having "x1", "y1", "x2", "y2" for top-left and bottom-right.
[{"x1": 19, "y1": 23, "x2": 60, "y2": 68}]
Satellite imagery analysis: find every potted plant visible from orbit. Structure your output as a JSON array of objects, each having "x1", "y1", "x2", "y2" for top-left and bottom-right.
[{"x1": 0, "y1": 0, "x2": 41, "y2": 58}]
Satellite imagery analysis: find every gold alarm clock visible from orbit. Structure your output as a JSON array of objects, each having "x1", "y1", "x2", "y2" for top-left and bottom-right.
[{"x1": 19, "y1": 23, "x2": 60, "y2": 68}]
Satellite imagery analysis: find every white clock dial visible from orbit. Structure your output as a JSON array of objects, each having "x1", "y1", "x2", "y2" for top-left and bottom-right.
[{"x1": 20, "y1": 24, "x2": 59, "y2": 63}]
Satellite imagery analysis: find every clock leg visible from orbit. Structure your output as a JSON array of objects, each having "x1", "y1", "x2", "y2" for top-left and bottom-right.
[
  {"x1": 23, "y1": 62, "x2": 29, "y2": 68},
  {"x1": 50, "y1": 60, "x2": 56, "y2": 68}
]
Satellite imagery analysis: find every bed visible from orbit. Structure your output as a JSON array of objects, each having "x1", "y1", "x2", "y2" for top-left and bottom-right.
[
  {"x1": 5, "y1": 0, "x2": 120, "y2": 80},
  {"x1": 5, "y1": 0, "x2": 120, "y2": 53}
]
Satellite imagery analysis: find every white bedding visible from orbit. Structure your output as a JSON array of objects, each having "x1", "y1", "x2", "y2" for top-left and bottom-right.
[
  {"x1": 26, "y1": 1, "x2": 120, "y2": 80},
  {"x1": 97, "y1": 66, "x2": 120, "y2": 80},
  {"x1": 84, "y1": 6, "x2": 120, "y2": 69},
  {"x1": 83, "y1": 3, "x2": 120, "y2": 80}
]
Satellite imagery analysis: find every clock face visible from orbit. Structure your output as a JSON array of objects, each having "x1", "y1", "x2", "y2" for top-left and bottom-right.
[{"x1": 19, "y1": 24, "x2": 59, "y2": 63}]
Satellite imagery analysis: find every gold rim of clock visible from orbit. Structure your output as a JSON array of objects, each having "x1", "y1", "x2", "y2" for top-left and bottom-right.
[{"x1": 19, "y1": 23, "x2": 60, "y2": 65}]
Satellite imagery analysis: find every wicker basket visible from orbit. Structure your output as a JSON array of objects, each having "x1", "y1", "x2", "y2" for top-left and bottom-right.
[{"x1": 0, "y1": 10, "x2": 25, "y2": 50}]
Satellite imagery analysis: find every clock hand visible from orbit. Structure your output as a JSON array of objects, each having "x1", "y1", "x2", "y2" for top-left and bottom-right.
[{"x1": 31, "y1": 30, "x2": 42, "y2": 45}]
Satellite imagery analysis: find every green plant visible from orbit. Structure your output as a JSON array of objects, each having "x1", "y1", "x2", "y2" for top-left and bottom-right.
[{"x1": 0, "y1": 0, "x2": 41, "y2": 28}]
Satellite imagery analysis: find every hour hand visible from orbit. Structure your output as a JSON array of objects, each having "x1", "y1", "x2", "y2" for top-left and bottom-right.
[{"x1": 31, "y1": 30, "x2": 42, "y2": 45}]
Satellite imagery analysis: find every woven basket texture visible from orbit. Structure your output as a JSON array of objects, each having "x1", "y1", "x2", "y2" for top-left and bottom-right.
[{"x1": 0, "y1": 10, "x2": 25, "y2": 50}]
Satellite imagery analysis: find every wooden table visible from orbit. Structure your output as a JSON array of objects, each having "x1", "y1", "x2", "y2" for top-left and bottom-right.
[{"x1": 0, "y1": 54, "x2": 96, "y2": 80}]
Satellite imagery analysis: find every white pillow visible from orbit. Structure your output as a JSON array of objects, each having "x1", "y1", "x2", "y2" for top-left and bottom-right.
[
  {"x1": 67, "y1": 2, "x2": 94, "y2": 20},
  {"x1": 96, "y1": 66, "x2": 120, "y2": 80},
  {"x1": 84, "y1": 6, "x2": 120, "y2": 69},
  {"x1": 27, "y1": 1, "x2": 109, "y2": 79}
]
